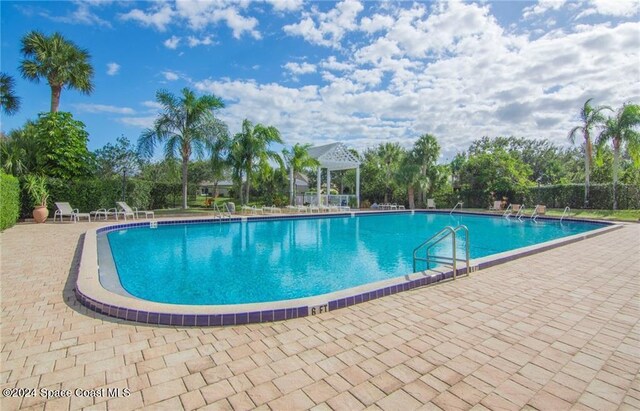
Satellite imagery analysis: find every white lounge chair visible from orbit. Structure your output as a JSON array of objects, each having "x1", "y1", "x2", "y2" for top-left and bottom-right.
[
  {"x1": 91, "y1": 208, "x2": 119, "y2": 220},
  {"x1": 116, "y1": 201, "x2": 155, "y2": 220},
  {"x1": 54, "y1": 202, "x2": 91, "y2": 222},
  {"x1": 427, "y1": 199, "x2": 436, "y2": 209},
  {"x1": 489, "y1": 201, "x2": 502, "y2": 211},
  {"x1": 241, "y1": 205, "x2": 261, "y2": 215}
]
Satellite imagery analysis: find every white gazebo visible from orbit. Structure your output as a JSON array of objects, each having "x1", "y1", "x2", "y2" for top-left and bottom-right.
[{"x1": 307, "y1": 143, "x2": 361, "y2": 208}]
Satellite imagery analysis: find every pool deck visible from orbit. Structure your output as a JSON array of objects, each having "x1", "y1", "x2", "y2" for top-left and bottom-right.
[{"x1": 1, "y1": 219, "x2": 638, "y2": 410}]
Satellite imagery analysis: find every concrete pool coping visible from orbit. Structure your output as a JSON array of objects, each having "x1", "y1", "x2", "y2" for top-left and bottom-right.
[{"x1": 76, "y1": 211, "x2": 622, "y2": 326}]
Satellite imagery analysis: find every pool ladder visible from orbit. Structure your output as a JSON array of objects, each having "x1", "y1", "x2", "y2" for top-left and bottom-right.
[
  {"x1": 412, "y1": 225, "x2": 470, "y2": 280},
  {"x1": 211, "y1": 203, "x2": 232, "y2": 221},
  {"x1": 560, "y1": 206, "x2": 571, "y2": 222},
  {"x1": 450, "y1": 202, "x2": 463, "y2": 215}
]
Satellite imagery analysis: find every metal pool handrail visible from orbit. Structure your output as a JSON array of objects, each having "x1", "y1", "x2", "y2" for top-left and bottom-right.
[
  {"x1": 560, "y1": 206, "x2": 571, "y2": 222},
  {"x1": 450, "y1": 202, "x2": 463, "y2": 215},
  {"x1": 412, "y1": 224, "x2": 470, "y2": 279}
]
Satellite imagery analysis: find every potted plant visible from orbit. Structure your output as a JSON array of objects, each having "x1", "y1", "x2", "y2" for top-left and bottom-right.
[{"x1": 24, "y1": 175, "x2": 50, "y2": 223}]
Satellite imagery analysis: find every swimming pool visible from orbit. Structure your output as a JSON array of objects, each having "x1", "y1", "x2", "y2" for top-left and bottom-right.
[{"x1": 77, "y1": 211, "x2": 618, "y2": 325}]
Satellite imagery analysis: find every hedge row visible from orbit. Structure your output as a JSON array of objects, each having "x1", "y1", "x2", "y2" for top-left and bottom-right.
[
  {"x1": 446, "y1": 183, "x2": 640, "y2": 210},
  {"x1": 530, "y1": 184, "x2": 640, "y2": 209},
  {"x1": 18, "y1": 178, "x2": 198, "y2": 219},
  {"x1": 0, "y1": 172, "x2": 20, "y2": 231}
]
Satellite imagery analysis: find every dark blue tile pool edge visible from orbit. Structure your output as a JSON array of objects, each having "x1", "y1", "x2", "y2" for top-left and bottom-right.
[{"x1": 74, "y1": 266, "x2": 461, "y2": 327}]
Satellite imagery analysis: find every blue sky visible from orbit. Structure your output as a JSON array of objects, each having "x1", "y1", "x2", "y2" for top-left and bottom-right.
[{"x1": 1, "y1": 0, "x2": 639, "y2": 161}]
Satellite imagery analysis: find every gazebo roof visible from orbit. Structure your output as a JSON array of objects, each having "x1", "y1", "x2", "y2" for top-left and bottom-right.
[{"x1": 308, "y1": 142, "x2": 360, "y2": 171}]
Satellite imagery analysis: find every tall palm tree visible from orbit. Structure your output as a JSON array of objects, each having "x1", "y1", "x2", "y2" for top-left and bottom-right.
[
  {"x1": 19, "y1": 31, "x2": 94, "y2": 112},
  {"x1": 230, "y1": 119, "x2": 283, "y2": 204},
  {"x1": 396, "y1": 151, "x2": 421, "y2": 209},
  {"x1": 378, "y1": 142, "x2": 404, "y2": 203},
  {"x1": 138, "y1": 88, "x2": 227, "y2": 209},
  {"x1": 283, "y1": 143, "x2": 319, "y2": 205},
  {"x1": 0, "y1": 73, "x2": 21, "y2": 115},
  {"x1": 412, "y1": 134, "x2": 441, "y2": 204},
  {"x1": 568, "y1": 98, "x2": 611, "y2": 208},
  {"x1": 208, "y1": 133, "x2": 230, "y2": 198},
  {"x1": 596, "y1": 103, "x2": 640, "y2": 210}
]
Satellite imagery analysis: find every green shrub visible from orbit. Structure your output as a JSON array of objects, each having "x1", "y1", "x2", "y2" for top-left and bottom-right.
[
  {"x1": 530, "y1": 184, "x2": 639, "y2": 209},
  {"x1": 0, "y1": 172, "x2": 20, "y2": 230},
  {"x1": 19, "y1": 177, "x2": 156, "y2": 218}
]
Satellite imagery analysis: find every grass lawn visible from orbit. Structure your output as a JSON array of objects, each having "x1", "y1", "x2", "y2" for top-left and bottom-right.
[
  {"x1": 544, "y1": 208, "x2": 640, "y2": 222},
  {"x1": 463, "y1": 207, "x2": 639, "y2": 222}
]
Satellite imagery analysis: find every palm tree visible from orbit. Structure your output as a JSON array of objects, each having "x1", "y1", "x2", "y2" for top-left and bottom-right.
[
  {"x1": 208, "y1": 133, "x2": 230, "y2": 198},
  {"x1": 568, "y1": 98, "x2": 611, "y2": 208},
  {"x1": 0, "y1": 73, "x2": 21, "y2": 115},
  {"x1": 412, "y1": 134, "x2": 441, "y2": 204},
  {"x1": 396, "y1": 152, "x2": 421, "y2": 209},
  {"x1": 19, "y1": 31, "x2": 94, "y2": 112},
  {"x1": 378, "y1": 142, "x2": 404, "y2": 203},
  {"x1": 596, "y1": 103, "x2": 640, "y2": 210},
  {"x1": 0, "y1": 123, "x2": 39, "y2": 176},
  {"x1": 230, "y1": 119, "x2": 283, "y2": 204},
  {"x1": 138, "y1": 88, "x2": 227, "y2": 209},
  {"x1": 283, "y1": 143, "x2": 319, "y2": 205}
]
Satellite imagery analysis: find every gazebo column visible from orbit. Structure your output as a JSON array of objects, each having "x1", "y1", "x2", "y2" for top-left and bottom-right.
[
  {"x1": 326, "y1": 169, "x2": 331, "y2": 206},
  {"x1": 317, "y1": 167, "x2": 321, "y2": 206},
  {"x1": 356, "y1": 166, "x2": 360, "y2": 209}
]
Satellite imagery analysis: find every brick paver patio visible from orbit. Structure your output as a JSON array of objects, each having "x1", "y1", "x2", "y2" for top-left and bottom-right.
[{"x1": 1, "y1": 220, "x2": 638, "y2": 410}]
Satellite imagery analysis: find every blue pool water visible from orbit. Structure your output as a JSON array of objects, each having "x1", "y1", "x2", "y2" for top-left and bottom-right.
[{"x1": 104, "y1": 213, "x2": 604, "y2": 305}]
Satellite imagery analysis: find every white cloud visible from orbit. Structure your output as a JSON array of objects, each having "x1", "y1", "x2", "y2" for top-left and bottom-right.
[
  {"x1": 164, "y1": 35, "x2": 180, "y2": 49},
  {"x1": 577, "y1": 0, "x2": 639, "y2": 19},
  {"x1": 266, "y1": 0, "x2": 303, "y2": 12},
  {"x1": 120, "y1": 5, "x2": 174, "y2": 31},
  {"x1": 141, "y1": 101, "x2": 163, "y2": 110},
  {"x1": 211, "y1": 8, "x2": 261, "y2": 39},
  {"x1": 523, "y1": 0, "x2": 567, "y2": 18},
  {"x1": 359, "y1": 13, "x2": 395, "y2": 34},
  {"x1": 44, "y1": 1, "x2": 112, "y2": 27},
  {"x1": 118, "y1": 116, "x2": 156, "y2": 128},
  {"x1": 173, "y1": 0, "x2": 261, "y2": 39},
  {"x1": 162, "y1": 71, "x2": 180, "y2": 81},
  {"x1": 74, "y1": 103, "x2": 135, "y2": 115},
  {"x1": 283, "y1": 0, "x2": 364, "y2": 48},
  {"x1": 284, "y1": 62, "x2": 316, "y2": 75},
  {"x1": 106, "y1": 62, "x2": 120, "y2": 76},
  {"x1": 320, "y1": 56, "x2": 354, "y2": 72},
  {"x1": 187, "y1": 35, "x2": 214, "y2": 47}
]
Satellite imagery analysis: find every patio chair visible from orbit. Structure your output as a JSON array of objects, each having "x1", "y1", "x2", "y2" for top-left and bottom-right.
[
  {"x1": 241, "y1": 205, "x2": 261, "y2": 215},
  {"x1": 531, "y1": 205, "x2": 546, "y2": 221},
  {"x1": 427, "y1": 199, "x2": 436, "y2": 209},
  {"x1": 91, "y1": 208, "x2": 118, "y2": 220},
  {"x1": 489, "y1": 201, "x2": 502, "y2": 211},
  {"x1": 54, "y1": 202, "x2": 91, "y2": 222},
  {"x1": 116, "y1": 201, "x2": 155, "y2": 220}
]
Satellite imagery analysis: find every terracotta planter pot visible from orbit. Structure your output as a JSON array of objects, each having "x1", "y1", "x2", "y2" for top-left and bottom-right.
[{"x1": 33, "y1": 206, "x2": 49, "y2": 223}]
